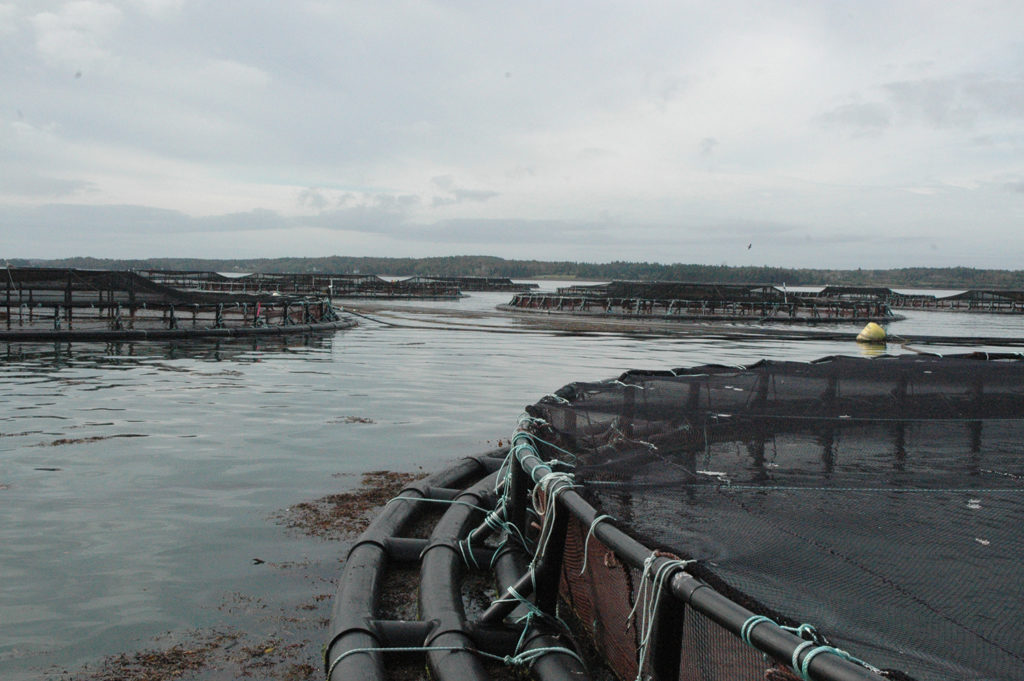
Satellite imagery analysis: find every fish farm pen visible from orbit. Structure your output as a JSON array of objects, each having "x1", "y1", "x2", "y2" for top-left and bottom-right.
[
  {"x1": 1, "y1": 267, "x2": 354, "y2": 341},
  {"x1": 402, "y1": 275, "x2": 540, "y2": 292},
  {"x1": 326, "y1": 354, "x2": 1023, "y2": 681},
  {"x1": 141, "y1": 270, "x2": 539, "y2": 298},
  {"x1": 500, "y1": 281, "x2": 902, "y2": 323},
  {"x1": 817, "y1": 285, "x2": 1024, "y2": 313},
  {"x1": 140, "y1": 269, "x2": 464, "y2": 299}
]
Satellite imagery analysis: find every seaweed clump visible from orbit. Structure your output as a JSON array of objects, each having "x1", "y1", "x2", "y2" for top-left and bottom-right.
[{"x1": 275, "y1": 470, "x2": 427, "y2": 539}]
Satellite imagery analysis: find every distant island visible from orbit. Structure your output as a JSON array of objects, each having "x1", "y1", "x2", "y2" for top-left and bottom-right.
[{"x1": 8, "y1": 255, "x2": 1024, "y2": 289}]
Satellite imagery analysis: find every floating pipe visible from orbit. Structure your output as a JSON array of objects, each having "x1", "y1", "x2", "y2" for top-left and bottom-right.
[{"x1": 326, "y1": 454, "x2": 499, "y2": 681}]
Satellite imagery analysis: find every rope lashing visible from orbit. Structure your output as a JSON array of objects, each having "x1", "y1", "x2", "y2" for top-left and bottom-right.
[
  {"x1": 384, "y1": 496, "x2": 491, "y2": 514},
  {"x1": 738, "y1": 615, "x2": 883, "y2": 680},
  {"x1": 579, "y1": 514, "x2": 616, "y2": 575},
  {"x1": 456, "y1": 537, "x2": 480, "y2": 569},
  {"x1": 528, "y1": 470, "x2": 578, "y2": 585},
  {"x1": 740, "y1": 615, "x2": 775, "y2": 646},
  {"x1": 792, "y1": 642, "x2": 881, "y2": 681},
  {"x1": 626, "y1": 554, "x2": 695, "y2": 681},
  {"x1": 491, "y1": 584, "x2": 580, "y2": 665},
  {"x1": 511, "y1": 427, "x2": 578, "y2": 465}
]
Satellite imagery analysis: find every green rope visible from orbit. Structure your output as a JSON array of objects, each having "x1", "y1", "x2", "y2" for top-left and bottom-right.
[
  {"x1": 740, "y1": 615, "x2": 774, "y2": 646},
  {"x1": 737, "y1": 615, "x2": 883, "y2": 681}
]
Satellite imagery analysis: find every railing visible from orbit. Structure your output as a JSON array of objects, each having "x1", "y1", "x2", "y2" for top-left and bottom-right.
[{"x1": 500, "y1": 422, "x2": 887, "y2": 681}]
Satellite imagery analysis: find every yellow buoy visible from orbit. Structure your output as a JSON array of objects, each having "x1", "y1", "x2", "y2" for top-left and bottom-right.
[{"x1": 856, "y1": 322, "x2": 886, "y2": 343}]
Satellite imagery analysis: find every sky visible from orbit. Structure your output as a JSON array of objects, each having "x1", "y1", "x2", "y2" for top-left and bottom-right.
[{"x1": 2, "y1": 1, "x2": 1024, "y2": 268}]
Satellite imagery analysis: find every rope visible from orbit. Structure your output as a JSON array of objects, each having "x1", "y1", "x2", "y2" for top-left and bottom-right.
[
  {"x1": 384, "y1": 496, "x2": 491, "y2": 514},
  {"x1": 528, "y1": 470, "x2": 578, "y2": 584},
  {"x1": 579, "y1": 514, "x2": 615, "y2": 575},
  {"x1": 740, "y1": 614, "x2": 774, "y2": 646},
  {"x1": 512, "y1": 426, "x2": 579, "y2": 464},
  {"x1": 583, "y1": 481, "x2": 1022, "y2": 494},
  {"x1": 737, "y1": 615, "x2": 883, "y2": 681},
  {"x1": 793, "y1": 643, "x2": 882, "y2": 681},
  {"x1": 626, "y1": 554, "x2": 695, "y2": 681}
]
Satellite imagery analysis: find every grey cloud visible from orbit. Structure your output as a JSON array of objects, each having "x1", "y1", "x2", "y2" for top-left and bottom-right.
[
  {"x1": 432, "y1": 188, "x2": 500, "y2": 207},
  {"x1": 453, "y1": 189, "x2": 499, "y2": 202},
  {"x1": 1004, "y1": 181, "x2": 1024, "y2": 194},
  {"x1": 883, "y1": 77, "x2": 977, "y2": 128},
  {"x1": 815, "y1": 101, "x2": 891, "y2": 133},
  {"x1": 0, "y1": 174, "x2": 97, "y2": 198},
  {"x1": 425, "y1": 219, "x2": 597, "y2": 243},
  {"x1": 820, "y1": 74, "x2": 1024, "y2": 136},
  {"x1": 297, "y1": 188, "x2": 329, "y2": 211},
  {"x1": 699, "y1": 137, "x2": 719, "y2": 155},
  {"x1": 962, "y1": 78, "x2": 1024, "y2": 119},
  {"x1": 304, "y1": 204, "x2": 411, "y2": 235},
  {"x1": 429, "y1": 175, "x2": 499, "y2": 207},
  {"x1": 0, "y1": 203, "x2": 193, "y2": 239},
  {"x1": 194, "y1": 208, "x2": 290, "y2": 232}
]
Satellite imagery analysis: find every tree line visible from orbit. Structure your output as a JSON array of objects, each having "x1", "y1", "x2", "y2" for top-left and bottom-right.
[{"x1": 9, "y1": 256, "x2": 1024, "y2": 289}]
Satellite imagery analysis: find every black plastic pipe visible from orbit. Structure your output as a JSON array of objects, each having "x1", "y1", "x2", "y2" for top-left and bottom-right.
[
  {"x1": 489, "y1": 528, "x2": 592, "y2": 681},
  {"x1": 419, "y1": 474, "x2": 498, "y2": 681},
  {"x1": 326, "y1": 455, "x2": 496, "y2": 681}
]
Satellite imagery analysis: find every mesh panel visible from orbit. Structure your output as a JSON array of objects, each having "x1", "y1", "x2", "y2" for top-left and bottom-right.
[
  {"x1": 679, "y1": 606, "x2": 770, "y2": 681},
  {"x1": 533, "y1": 355, "x2": 1024, "y2": 681},
  {"x1": 560, "y1": 516, "x2": 641, "y2": 681}
]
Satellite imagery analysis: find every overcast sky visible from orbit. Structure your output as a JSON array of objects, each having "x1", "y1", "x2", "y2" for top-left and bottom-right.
[{"x1": 2, "y1": 1, "x2": 1023, "y2": 268}]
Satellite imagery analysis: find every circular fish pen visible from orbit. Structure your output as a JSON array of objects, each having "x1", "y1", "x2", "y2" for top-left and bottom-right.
[
  {"x1": 500, "y1": 281, "x2": 902, "y2": 324},
  {"x1": 327, "y1": 353, "x2": 1023, "y2": 681},
  {"x1": 0, "y1": 267, "x2": 355, "y2": 341}
]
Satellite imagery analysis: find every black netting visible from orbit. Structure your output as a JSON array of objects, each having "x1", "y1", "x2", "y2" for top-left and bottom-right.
[{"x1": 528, "y1": 355, "x2": 1024, "y2": 681}]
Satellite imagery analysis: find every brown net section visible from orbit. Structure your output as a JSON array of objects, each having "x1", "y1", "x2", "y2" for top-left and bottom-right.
[
  {"x1": 678, "y1": 606, "x2": 774, "y2": 681},
  {"x1": 559, "y1": 514, "x2": 777, "y2": 681},
  {"x1": 559, "y1": 515, "x2": 641, "y2": 681}
]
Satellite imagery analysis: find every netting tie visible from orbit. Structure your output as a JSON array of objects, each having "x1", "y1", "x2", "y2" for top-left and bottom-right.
[
  {"x1": 512, "y1": 427, "x2": 579, "y2": 464},
  {"x1": 385, "y1": 496, "x2": 491, "y2": 515},
  {"x1": 579, "y1": 514, "x2": 615, "y2": 575},
  {"x1": 457, "y1": 537, "x2": 479, "y2": 569},
  {"x1": 529, "y1": 471, "x2": 578, "y2": 580},
  {"x1": 498, "y1": 585, "x2": 577, "y2": 657},
  {"x1": 609, "y1": 379, "x2": 645, "y2": 389},
  {"x1": 792, "y1": 642, "x2": 877, "y2": 681},
  {"x1": 627, "y1": 554, "x2": 695, "y2": 681},
  {"x1": 740, "y1": 614, "x2": 774, "y2": 646}
]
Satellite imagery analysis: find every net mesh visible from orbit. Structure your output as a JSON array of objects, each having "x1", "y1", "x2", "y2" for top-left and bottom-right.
[{"x1": 530, "y1": 354, "x2": 1024, "y2": 681}]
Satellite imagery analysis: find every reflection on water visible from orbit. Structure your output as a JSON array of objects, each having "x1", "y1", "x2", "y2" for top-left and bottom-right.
[
  {"x1": 1, "y1": 333, "x2": 335, "y2": 367},
  {"x1": 1, "y1": 296, "x2": 1022, "y2": 679}
]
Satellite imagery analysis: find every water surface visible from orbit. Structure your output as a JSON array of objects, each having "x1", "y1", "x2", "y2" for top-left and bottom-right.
[{"x1": 1, "y1": 287, "x2": 1021, "y2": 678}]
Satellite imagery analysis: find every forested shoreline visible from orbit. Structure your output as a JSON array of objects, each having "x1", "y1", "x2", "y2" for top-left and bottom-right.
[{"x1": 8, "y1": 255, "x2": 1024, "y2": 289}]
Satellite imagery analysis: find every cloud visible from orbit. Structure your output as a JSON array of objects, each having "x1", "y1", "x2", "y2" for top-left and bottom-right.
[
  {"x1": 4, "y1": 3, "x2": 1024, "y2": 267},
  {"x1": 429, "y1": 176, "x2": 499, "y2": 207},
  {"x1": 0, "y1": 173, "x2": 97, "y2": 198},
  {"x1": 816, "y1": 100, "x2": 891, "y2": 134},
  {"x1": 30, "y1": 1, "x2": 123, "y2": 67}
]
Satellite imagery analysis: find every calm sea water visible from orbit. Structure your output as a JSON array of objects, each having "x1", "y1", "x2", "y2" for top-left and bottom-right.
[{"x1": 2, "y1": 284, "x2": 1022, "y2": 679}]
